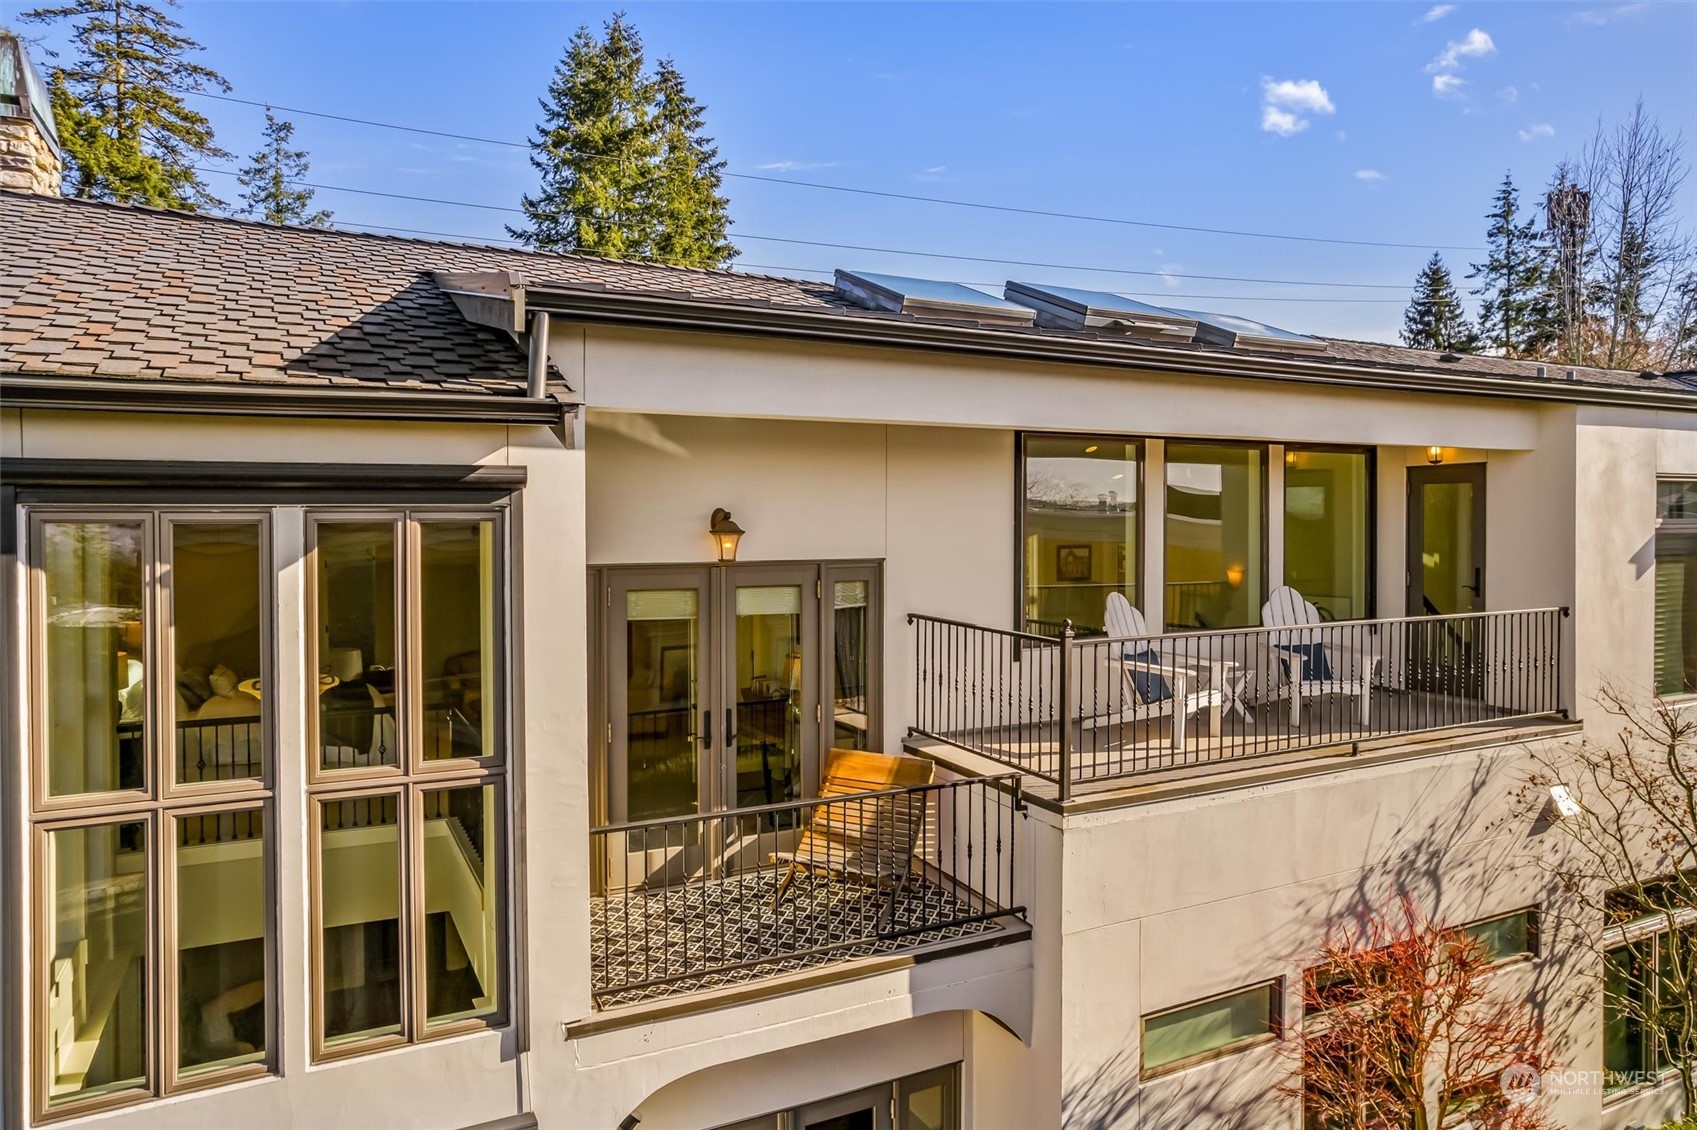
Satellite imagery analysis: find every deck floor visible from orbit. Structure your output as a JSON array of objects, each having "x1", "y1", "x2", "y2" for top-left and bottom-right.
[
  {"x1": 929, "y1": 687, "x2": 1529, "y2": 784},
  {"x1": 590, "y1": 869, "x2": 1005, "y2": 1009}
]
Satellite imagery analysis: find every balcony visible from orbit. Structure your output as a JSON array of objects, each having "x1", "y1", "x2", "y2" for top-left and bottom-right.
[
  {"x1": 588, "y1": 773, "x2": 1026, "y2": 1009},
  {"x1": 908, "y1": 608, "x2": 1568, "y2": 802}
]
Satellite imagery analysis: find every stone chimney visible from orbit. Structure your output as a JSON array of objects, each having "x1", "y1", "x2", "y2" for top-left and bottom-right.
[{"x1": 0, "y1": 33, "x2": 63, "y2": 195}]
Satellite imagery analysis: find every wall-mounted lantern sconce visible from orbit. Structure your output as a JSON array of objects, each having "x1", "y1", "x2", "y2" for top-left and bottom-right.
[
  {"x1": 709, "y1": 508, "x2": 745, "y2": 562},
  {"x1": 1225, "y1": 563, "x2": 1246, "y2": 587},
  {"x1": 1427, "y1": 446, "x2": 1445, "y2": 465}
]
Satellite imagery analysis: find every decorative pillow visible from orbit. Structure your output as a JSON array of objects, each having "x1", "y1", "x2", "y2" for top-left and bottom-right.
[
  {"x1": 1276, "y1": 642, "x2": 1334, "y2": 682},
  {"x1": 1125, "y1": 650, "x2": 1173, "y2": 705},
  {"x1": 176, "y1": 666, "x2": 213, "y2": 712}
]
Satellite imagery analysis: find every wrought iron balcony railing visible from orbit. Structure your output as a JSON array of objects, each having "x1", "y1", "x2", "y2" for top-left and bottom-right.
[
  {"x1": 909, "y1": 607, "x2": 1567, "y2": 801},
  {"x1": 588, "y1": 772, "x2": 1025, "y2": 1008}
]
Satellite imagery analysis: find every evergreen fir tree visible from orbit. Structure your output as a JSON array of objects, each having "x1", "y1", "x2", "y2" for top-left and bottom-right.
[
  {"x1": 22, "y1": 0, "x2": 230, "y2": 209},
  {"x1": 648, "y1": 57, "x2": 737, "y2": 268},
  {"x1": 1467, "y1": 173, "x2": 1557, "y2": 358},
  {"x1": 1402, "y1": 253, "x2": 1480, "y2": 352},
  {"x1": 510, "y1": 13, "x2": 736, "y2": 266},
  {"x1": 509, "y1": 13, "x2": 658, "y2": 257},
  {"x1": 236, "y1": 110, "x2": 331, "y2": 227}
]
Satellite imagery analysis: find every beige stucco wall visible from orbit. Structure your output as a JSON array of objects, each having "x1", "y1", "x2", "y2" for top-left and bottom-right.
[
  {"x1": 584, "y1": 411, "x2": 1016, "y2": 755},
  {"x1": 561, "y1": 325, "x2": 1542, "y2": 451}
]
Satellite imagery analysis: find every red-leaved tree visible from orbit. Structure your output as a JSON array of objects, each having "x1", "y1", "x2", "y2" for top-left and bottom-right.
[{"x1": 1286, "y1": 898, "x2": 1557, "y2": 1130}]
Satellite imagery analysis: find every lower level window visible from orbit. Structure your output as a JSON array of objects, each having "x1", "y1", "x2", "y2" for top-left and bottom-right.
[
  {"x1": 715, "y1": 1064, "x2": 959, "y2": 1130},
  {"x1": 1603, "y1": 932, "x2": 1685, "y2": 1092},
  {"x1": 1141, "y1": 980, "x2": 1281, "y2": 1077}
]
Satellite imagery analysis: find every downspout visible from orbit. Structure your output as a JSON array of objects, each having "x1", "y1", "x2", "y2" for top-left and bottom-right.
[{"x1": 527, "y1": 310, "x2": 551, "y2": 399}]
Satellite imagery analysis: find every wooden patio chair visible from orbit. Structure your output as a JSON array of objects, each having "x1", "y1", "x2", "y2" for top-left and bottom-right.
[
  {"x1": 771, "y1": 749, "x2": 935, "y2": 906},
  {"x1": 1262, "y1": 585, "x2": 1381, "y2": 727}
]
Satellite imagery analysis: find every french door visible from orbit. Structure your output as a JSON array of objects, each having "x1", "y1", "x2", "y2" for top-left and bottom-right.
[{"x1": 601, "y1": 562, "x2": 879, "y2": 827}]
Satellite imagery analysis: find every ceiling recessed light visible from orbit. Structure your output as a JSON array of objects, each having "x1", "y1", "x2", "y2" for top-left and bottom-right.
[
  {"x1": 1111, "y1": 473, "x2": 1124, "y2": 480},
  {"x1": 1084, "y1": 445, "x2": 1099, "y2": 453}
]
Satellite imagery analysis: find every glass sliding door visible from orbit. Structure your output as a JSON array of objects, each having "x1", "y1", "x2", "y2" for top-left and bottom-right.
[
  {"x1": 1165, "y1": 443, "x2": 1265, "y2": 629},
  {"x1": 1283, "y1": 447, "x2": 1372, "y2": 620},
  {"x1": 1021, "y1": 435, "x2": 1141, "y2": 636}
]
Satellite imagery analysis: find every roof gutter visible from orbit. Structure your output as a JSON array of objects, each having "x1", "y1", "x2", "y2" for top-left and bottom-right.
[
  {"x1": 0, "y1": 373, "x2": 566, "y2": 425},
  {"x1": 524, "y1": 286, "x2": 1697, "y2": 413}
]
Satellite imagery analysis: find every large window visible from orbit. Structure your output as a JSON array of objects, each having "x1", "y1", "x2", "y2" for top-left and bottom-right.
[
  {"x1": 1021, "y1": 435, "x2": 1141, "y2": 637},
  {"x1": 309, "y1": 513, "x2": 506, "y2": 1059},
  {"x1": 30, "y1": 512, "x2": 273, "y2": 1117},
  {"x1": 1656, "y1": 481, "x2": 1697, "y2": 697},
  {"x1": 1284, "y1": 447, "x2": 1372, "y2": 621},
  {"x1": 1166, "y1": 443, "x2": 1266, "y2": 629}
]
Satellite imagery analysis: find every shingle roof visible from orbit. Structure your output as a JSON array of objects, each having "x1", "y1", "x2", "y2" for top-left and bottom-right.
[
  {"x1": 0, "y1": 192, "x2": 554, "y2": 393},
  {"x1": 3, "y1": 190, "x2": 1689, "y2": 402}
]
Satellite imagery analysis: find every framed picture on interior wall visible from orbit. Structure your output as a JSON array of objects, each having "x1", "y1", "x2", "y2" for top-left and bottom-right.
[
  {"x1": 1057, "y1": 544, "x2": 1092, "y2": 583},
  {"x1": 658, "y1": 645, "x2": 693, "y2": 707}
]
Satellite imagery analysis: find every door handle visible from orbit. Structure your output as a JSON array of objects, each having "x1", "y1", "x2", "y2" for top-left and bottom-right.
[
  {"x1": 702, "y1": 709, "x2": 712, "y2": 750},
  {"x1": 1464, "y1": 567, "x2": 1481, "y2": 596},
  {"x1": 726, "y1": 707, "x2": 736, "y2": 746}
]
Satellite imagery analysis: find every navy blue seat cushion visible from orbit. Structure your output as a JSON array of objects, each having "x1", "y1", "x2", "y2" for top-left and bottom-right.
[
  {"x1": 1124, "y1": 649, "x2": 1173, "y2": 704},
  {"x1": 1276, "y1": 642, "x2": 1334, "y2": 682}
]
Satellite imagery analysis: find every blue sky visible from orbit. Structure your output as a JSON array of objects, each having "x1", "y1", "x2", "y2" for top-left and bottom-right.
[{"x1": 10, "y1": 1, "x2": 1696, "y2": 342}]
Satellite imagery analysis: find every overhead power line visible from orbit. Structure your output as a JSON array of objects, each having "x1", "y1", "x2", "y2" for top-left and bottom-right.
[
  {"x1": 326, "y1": 219, "x2": 1403, "y2": 304},
  {"x1": 194, "y1": 166, "x2": 1412, "y2": 291},
  {"x1": 174, "y1": 87, "x2": 1486, "y2": 253}
]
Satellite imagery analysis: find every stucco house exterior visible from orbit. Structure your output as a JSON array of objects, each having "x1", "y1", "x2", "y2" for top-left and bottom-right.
[{"x1": 6, "y1": 143, "x2": 1697, "y2": 1129}]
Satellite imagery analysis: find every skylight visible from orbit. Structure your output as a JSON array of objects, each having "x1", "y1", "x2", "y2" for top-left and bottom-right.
[
  {"x1": 1160, "y1": 308, "x2": 1327, "y2": 354},
  {"x1": 1003, "y1": 282, "x2": 1197, "y2": 340},
  {"x1": 833, "y1": 270, "x2": 1036, "y2": 326}
]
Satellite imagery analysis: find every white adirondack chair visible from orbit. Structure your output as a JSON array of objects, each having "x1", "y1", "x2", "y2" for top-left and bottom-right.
[
  {"x1": 1084, "y1": 592, "x2": 1220, "y2": 751},
  {"x1": 1261, "y1": 586, "x2": 1381, "y2": 727}
]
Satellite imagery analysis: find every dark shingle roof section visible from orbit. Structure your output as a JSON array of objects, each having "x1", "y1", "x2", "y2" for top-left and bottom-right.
[
  {"x1": 3, "y1": 190, "x2": 1689, "y2": 401},
  {"x1": 1, "y1": 192, "x2": 541, "y2": 393}
]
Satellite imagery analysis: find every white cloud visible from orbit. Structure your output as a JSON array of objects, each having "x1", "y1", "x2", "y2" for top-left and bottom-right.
[
  {"x1": 1422, "y1": 4, "x2": 1457, "y2": 21},
  {"x1": 1151, "y1": 248, "x2": 1166, "y2": 257},
  {"x1": 1261, "y1": 105, "x2": 1307, "y2": 136},
  {"x1": 1497, "y1": 85, "x2": 1519, "y2": 103},
  {"x1": 1354, "y1": 168, "x2": 1387, "y2": 182},
  {"x1": 1258, "y1": 76, "x2": 1335, "y2": 137},
  {"x1": 1432, "y1": 73, "x2": 1467, "y2": 96},
  {"x1": 1570, "y1": 2, "x2": 1648, "y2": 25},
  {"x1": 1261, "y1": 77, "x2": 1336, "y2": 115},
  {"x1": 1517, "y1": 123, "x2": 1556, "y2": 142},
  {"x1": 913, "y1": 165, "x2": 948, "y2": 182},
  {"x1": 1157, "y1": 263, "x2": 1184, "y2": 288},
  {"x1": 756, "y1": 160, "x2": 841, "y2": 172},
  {"x1": 1425, "y1": 28, "x2": 1496, "y2": 72}
]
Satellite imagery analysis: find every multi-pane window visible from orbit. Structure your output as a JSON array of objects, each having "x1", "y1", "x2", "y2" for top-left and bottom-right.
[
  {"x1": 1655, "y1": 481, "x2": 1697, "y2": 697},
  {"x1": 1602, "y1": 886, "x2": 1693, "y2": 1093},
  {"x1": 308, "y1": 513, "x2": 506, "y2": 1059},
  {"x1": 29, "y1": 512, "x2": 273, "y2": 1117},
  {"x1": 1021, "y1": 435, "x2": 1142, "y2": 637},
  {"x1": 1283, "y1": 447, "x2": 1372, "y2": 621}
]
